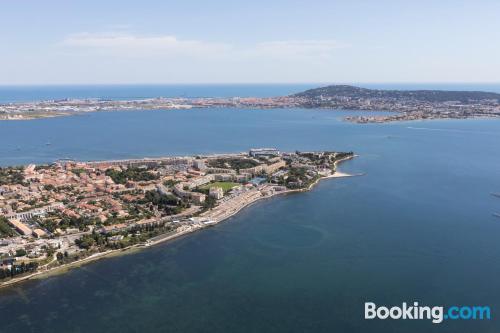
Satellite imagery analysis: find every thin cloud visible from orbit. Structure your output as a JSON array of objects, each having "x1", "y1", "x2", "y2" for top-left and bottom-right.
[
  {"x1": 61, "y1": 32, "x2": 349, "y2": 60},
  {"x1": 62, "y1": 32, "x2": 231, "y2": 58}
]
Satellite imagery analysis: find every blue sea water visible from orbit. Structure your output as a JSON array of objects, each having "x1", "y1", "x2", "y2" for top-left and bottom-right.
[
  {"x1": 0, "y1": 84, "x2": 319, "y2": 103},
  {"x1": 0, "y1": 85, "x2": 500, "y2": 333}
]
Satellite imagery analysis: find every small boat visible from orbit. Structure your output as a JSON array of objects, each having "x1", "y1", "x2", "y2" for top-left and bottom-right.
[
  {"x1": 493, "y1": 213, "x2": 500, "y2": 219},
  {"x1": 491, "y1": 193, "x2": 500, "y2": 198},
  {"x1": 45, "y1": 142, "x2": 51, "y2": 146}
]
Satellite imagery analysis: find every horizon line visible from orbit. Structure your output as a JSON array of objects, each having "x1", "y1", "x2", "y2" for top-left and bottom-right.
[{"x1": 1, "y1": 81, "x2": 500, "y2": 87}]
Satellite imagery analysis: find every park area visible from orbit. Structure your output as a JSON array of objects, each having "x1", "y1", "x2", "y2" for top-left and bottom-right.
[{"x1": 199, "y1": 182, "x2": 240, "y2": 192}]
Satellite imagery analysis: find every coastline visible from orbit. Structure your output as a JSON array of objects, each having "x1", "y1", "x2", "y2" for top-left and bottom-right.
[
  {"x1": 0, "y1": 156, "x2": 358, "y2": 290},
  {"x1": 2, "y1": 107, "x2": 500, "y2": 124}
]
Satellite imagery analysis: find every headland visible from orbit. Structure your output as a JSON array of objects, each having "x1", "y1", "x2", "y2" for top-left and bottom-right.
[{"x1": 0, "y1": 148, "x2": 356, "y2": 288}]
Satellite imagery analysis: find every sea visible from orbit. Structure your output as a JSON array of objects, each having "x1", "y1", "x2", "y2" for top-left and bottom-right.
[{"x1": 0, "y1": 84, "x2": 500, "y2": 333}]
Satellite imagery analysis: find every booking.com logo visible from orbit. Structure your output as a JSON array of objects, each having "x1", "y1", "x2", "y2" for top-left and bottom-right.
[{"x1": 365, "y1": 302, "x2": 491, "y2": 324}]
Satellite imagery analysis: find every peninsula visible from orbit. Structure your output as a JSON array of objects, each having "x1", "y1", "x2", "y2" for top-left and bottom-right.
[
  {"x1": 1, "y1": 85, "x2": 499, "y2": 123},
  {"x1": 0, "y1": 148, "x2": 354, "y2": 287}
]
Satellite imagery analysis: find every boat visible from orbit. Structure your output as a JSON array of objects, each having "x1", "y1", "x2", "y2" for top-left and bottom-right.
[
  {"x1": 491, "y1": 193, "x2": 500, "y2": 198},
  {"x1": 494, "y1": 213, "x2": 500, "y2": 219}
]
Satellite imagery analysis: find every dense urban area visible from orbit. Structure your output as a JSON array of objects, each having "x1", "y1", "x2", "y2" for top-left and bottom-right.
[
  {"x1": 1, "y1": 85, "x2": 499, "y2": 123},
  {"x1": 0, "y1": 148, "x2": 354, "y2": 285}
]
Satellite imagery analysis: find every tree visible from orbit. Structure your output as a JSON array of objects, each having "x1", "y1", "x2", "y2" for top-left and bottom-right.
[
  {"x1": 0, "y1": 216, "x2": 16, "y2": 237},
  {"x1": 203, "y1": 196, "x2": 217, "y2": 209},
  {"x1": 45, "y1": 245, "x2": 56, "y2": 258},
  {"x1": 75, "y1": 234, "x2": 96, "y2": 250}
]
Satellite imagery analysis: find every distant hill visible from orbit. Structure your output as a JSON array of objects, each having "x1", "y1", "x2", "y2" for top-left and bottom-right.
[{"x1": 293, "y1": 85, "x2": 500, "y2": 103}]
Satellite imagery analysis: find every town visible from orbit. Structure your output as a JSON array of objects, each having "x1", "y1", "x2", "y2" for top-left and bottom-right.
[
  {"x1": 293, "y1": 85, "x2": 500, "y2": 123},
  {"x1": 0, "y1": 96, "x2": 301, "y2": 120},
  {"x1": 0, "y1": 148, "x2": 354, "y2": 284}
]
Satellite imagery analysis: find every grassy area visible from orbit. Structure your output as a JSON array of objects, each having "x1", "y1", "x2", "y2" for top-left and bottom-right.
[{"x1": 200, "y1": 182, "x2": 240, "y2": 192}]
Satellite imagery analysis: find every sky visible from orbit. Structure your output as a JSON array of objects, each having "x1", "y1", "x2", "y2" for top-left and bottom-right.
[{"x1": 1, "y1": 0, "x2": 499, "y2": 85}]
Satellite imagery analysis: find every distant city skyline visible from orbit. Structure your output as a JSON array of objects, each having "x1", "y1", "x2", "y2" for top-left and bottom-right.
[{"x1": 2, "y1": 0, "x2": 500, "y2": 85}]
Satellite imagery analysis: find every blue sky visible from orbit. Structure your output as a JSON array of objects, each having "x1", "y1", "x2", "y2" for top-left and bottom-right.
[{"x1": 2, "y1": 0, "x2": 499, "y2": 84}]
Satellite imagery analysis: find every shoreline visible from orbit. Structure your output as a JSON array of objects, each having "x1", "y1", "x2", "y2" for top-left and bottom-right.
[
  {"x1": 0, "y1": 156, "x2": 358, "y2": 290},
  {"x1": 2, "y1": 107, "x2": 500, "y2": 125}
]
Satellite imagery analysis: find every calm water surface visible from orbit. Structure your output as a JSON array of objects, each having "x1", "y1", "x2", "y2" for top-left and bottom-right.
[
  {"x1": 0, "y1": 106, "x2": 500, "y2": 333},
  {"x1": 0, "y1": 84, "x2": 318, "y2": 103}
]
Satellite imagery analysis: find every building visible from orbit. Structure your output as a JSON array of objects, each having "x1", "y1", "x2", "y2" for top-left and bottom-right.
[
  {"x1": 235, "y1": 173, "x2": 251, "y2": 182},
  {"x1": 214, "y1": 174, "x2": 233, "y2": 182},
  {"x1": 108, "y1": 235, "x2": 124, "y2": 243},
  {"x1": 0, "y1": 186, "x2": 8, "y2": 196},
  {"x1": 156, "y1": 184, "x2": 171, "y2": 196},
  {"x1": 32, "y1": 228, "x2": 47, "y2": 238},
  {"x1": 240, "y1": 160, "x2": 286, "y2": 176},
  {"x1": 193, "y1": 160, "x2": 207, "y2": 170},
  {"x1": 101, "y1": 223, "x2": 128, "y2": 234},
  {"x1": 264, "y1": 160, "x2": 286, "y2": 174},
  {"x1": 209, "y1": 187, "x2": 224, "y2": 200},
  {"x1": 191, "y1": 192, "x2": 206, "y2": 205},
  {"x1": 7, "y1": 219, "x2": 32, "y2": 236},
  {"x1": 0, "y1": 258, "x2": 15, "y2": 270},
  {"x1": 249, "y1": 148, "x2": 280, "y2": 158},
  {"x1": 206, "y1": 167, "x2": 236, "y2": 174},
  {"x1": 187, "y1": 175, "x2": 214, "y2": 189},
  {"x1": 5, "y1": 202, "x2": 64, "y2": 222},
  {"x1": 173, "y1": 184, "x2": 190, "y2": 198}
]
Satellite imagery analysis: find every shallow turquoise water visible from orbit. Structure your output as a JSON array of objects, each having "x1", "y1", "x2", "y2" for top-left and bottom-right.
[{"x1": 0, "y1": 108, "x2": 500, "y2": 332}]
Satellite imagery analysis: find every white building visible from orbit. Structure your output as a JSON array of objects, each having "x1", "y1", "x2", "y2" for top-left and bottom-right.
[
  {"x1": 187, "y1": 175, "x2": 214, "y2": 189},
  {"x1": 249, "y1": 148, "x2": 280, "y2": 158},
  {"x1": 5, "y1": 202, "x2": 64, "y2": 222},
  {"x1": 193, "y1": 160, "x2": 207, "y2": 170},
  {"x1": 209, "y1": 187, "x2": 224, "y2": 200}
]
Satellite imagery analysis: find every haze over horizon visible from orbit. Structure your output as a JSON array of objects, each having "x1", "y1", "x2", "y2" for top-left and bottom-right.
[{"x1": 2, "y1": 0, "x2": 500, "y2": 85}]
